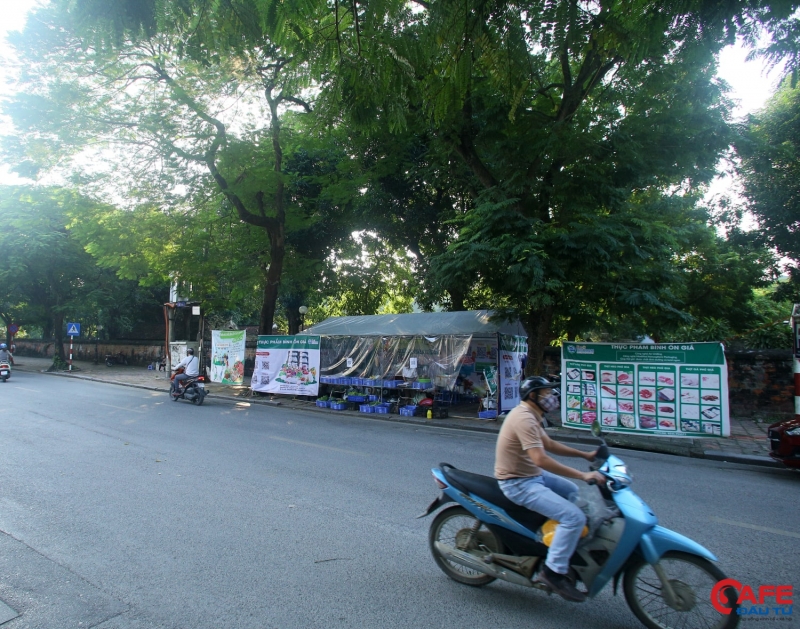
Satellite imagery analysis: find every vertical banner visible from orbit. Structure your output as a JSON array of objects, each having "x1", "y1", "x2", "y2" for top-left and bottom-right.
[
  {"x1": 210, "y1": 330, "x2": 246, "y2": 384},
  {"x1": 499, "y1": 335, "x2": 528, "y2": 412},
  {"x1": 561, "y1": 342, "x2": 730, "y2": 438},
  {"x1": 251, "y1": 335, "x2": 321, "y2": 396}
]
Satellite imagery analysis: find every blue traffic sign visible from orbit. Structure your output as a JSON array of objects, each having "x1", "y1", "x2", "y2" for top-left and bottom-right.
[{"x1": 66, "y1": 322, "x2": 81, "y2": 336}]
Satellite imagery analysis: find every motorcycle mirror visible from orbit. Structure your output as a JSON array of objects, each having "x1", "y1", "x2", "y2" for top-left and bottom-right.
[{"x1": 591, "y1": 420, "x2": 603, "y2": 438}]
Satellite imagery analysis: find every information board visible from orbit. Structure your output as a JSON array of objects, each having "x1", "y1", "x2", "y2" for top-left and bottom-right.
[
  {"x1": 560, "y1": 342, "x2": 729, "y2": 438},
  {"x1": 251, "y1": 335, "x2": 321, "y2": 396}
]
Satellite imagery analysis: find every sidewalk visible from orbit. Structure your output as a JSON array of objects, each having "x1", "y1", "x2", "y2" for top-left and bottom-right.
[{"x1": 10, "y1": 356, "x2": 783, "y2": 467}]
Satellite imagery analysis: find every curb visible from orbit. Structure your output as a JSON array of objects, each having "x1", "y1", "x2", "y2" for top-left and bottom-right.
[
  {"x1": 701, "y1": 451, "x2": 783, "y2": 468},
  {"x1": 22, "y1": 366, "x2": 779, "y2": 468}
]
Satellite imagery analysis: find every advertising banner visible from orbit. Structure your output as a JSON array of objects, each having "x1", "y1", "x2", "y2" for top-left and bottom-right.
[
  {"x1": 251, "y1": 335, "x2": 321, "y2": 396},
  {"x1": 499, "y1": 335, "x2": 527, "y2": 412},
  {"x1": 210, "y1": 330, "x2": 246, "y2": 385},
  {"x1": 561, "y1": 342, "x2": 729, "y2": 438}
]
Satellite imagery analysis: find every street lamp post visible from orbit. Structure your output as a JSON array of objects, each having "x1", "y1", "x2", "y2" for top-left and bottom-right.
[
  {"x1": 94, "y1": 324, "x2": 103, "y2": 364},
  {"x1": 298, "y1": 306, "x2": 308, "y2": 333}
]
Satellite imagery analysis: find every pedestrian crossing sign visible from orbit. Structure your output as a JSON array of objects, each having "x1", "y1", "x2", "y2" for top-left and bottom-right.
[{"x1": 67, "y1": 322, "x2": 81, "y2": 336}]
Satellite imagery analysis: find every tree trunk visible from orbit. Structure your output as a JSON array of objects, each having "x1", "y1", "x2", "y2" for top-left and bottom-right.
[
  {"x1": 448, "y1": 289, "x2": 465, "y2": 311},
  {"x1": 1, "y1": 312, "x2": 11, "y2": 347},
  {"x1": 52, "y1": 312, "x2": 66, "y2": 361},
  {"x1": 286, "y1": 308, "x2": 300, "y2": 335},
  {"x1": 524, "y1": 306, "x2": 554, "y2": 376},
  {"x1": 258, "y1": 232, "x2": 286, "y2": 335}
]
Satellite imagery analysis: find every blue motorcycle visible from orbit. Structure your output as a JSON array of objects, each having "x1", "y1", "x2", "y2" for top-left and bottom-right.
[{"x1": 419, "y1": 421, "x2": 739, "y2": 629}]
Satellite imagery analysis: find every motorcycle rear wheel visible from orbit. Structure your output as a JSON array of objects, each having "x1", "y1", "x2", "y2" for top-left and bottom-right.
[
  {"x1": 623, "y1": 551, "x2": 739, "y2": 629},
  {"x1": 191, "y1": 388, "x2": 205, "y2": 405},
  {"x1": 428, "y1": 505, "x2": 503, "y2": 586}
]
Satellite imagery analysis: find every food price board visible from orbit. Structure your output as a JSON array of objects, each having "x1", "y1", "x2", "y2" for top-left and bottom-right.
[{"x1": 560, "y1": 342, "x2": 729, "y2": 438}]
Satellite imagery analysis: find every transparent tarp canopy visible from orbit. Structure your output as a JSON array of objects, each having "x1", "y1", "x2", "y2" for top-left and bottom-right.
[
  {"x1": 300, "y1": 310, "x2": 526, "y2": 391},
  {"x1": 319, "y1": 335, "x2": 472, "y2": 390}
]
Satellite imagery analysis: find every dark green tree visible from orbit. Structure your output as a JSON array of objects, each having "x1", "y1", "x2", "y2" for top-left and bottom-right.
[{"x1": 735, "y1": 78, "x2": 800, "y2": 297}]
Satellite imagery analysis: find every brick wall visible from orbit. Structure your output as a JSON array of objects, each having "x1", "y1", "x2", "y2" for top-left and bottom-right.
[
  {"x1": 13, "y1": 339, "x2": 166, "y2": 365},
  {"x1": 724, "y1": 349, "x2": 794, "y2": 419}
]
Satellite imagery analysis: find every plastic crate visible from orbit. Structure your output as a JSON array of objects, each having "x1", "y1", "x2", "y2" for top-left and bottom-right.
[
  {"x1": 315, "y1": 400, "x2": 329, "y2": 408},
  {"x1": 329, "y1": 402, "x2": 347, "y2": 411},
  {"x1": 399, "y1": 407, "x2": 415, "y2": 417},
  {"x1": 359, "y1": 404, "x2": 374, "y2": 413},
  {"x1": 478, "y1": 410, "x2": 498, "y2": 419},
  {"x1": 347, "y1": 395, "x2": 366, "y2": 402},
  {"x1": 374, "y1": 406, "x2": 389, "y2": 414},
  {"x1": 367, "y1": 395, "x2": 378, "y2": 402}
]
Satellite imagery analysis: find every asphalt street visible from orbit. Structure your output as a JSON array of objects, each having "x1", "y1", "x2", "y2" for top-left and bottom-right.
[{"x1": 0, "y1": 370, "x2": 797, "y2": 629}]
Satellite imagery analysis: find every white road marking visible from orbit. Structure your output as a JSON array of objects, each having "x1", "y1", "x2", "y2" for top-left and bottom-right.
[
  {"x1": 266, "y1": 434, "x2": 369, "y2": 456},
  {"x1": 14, "y1": 386, "x2": 41, "y2": 393},
  {"x1": 710, "y1": 516, "x2": 800, "y2": 539}
]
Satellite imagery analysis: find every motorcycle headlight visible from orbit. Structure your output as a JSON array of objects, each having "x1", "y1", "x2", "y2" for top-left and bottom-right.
[{"x1": 786, "y1": 426, "x2": 800, "y2": 437}]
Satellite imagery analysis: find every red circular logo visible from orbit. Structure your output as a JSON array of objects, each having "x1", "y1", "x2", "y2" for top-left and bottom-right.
[{"x1": 711, "y1": 578, "x2": 741, "y2": 614}]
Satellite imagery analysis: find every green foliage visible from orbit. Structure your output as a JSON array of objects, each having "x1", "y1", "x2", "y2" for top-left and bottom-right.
[
  {"x1": 736, "y1": 78, "x2": 800, "y2": 293},
  {"x1": 315, "y1": 233, "x2": 415, "y2": 318},
  {"x1": 0, "y1": 185, "x2": 166, "y2": 354}
]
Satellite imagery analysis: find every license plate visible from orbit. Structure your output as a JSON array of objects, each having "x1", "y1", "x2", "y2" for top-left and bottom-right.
[{"x1": 0, "y1": 370, "x2": 7, "y2": 376}]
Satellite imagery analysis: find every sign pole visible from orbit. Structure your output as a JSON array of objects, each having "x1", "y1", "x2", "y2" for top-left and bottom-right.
[{"x1": 69, "y1": 335, "x2": 74, "y2": 371}]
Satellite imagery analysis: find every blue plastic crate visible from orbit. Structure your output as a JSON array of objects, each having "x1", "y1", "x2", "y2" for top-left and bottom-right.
[
  {"x1": 330, "y1": 402, "x2": 347, "y2": 411},
  {"x1": 399, "y1": 408, "x2": 414, "y2": 416},
  {"x1": 478, "y1": 410, "x2": 497, "y2": 419},
  {"x1": 367, "y1": 395, "x2": 378, "y2": 402},
  {"x1": 359, "y1": 404, "x2": 374, "y2": 413},
  {"x1": 347, "y1": 395, "x2": 366, "y2": 402},
  {"x1": 374, "y1": 406, "x2": 389, "y2": 414},
  {"x1": 316, "y1": 400, "x2": 329, "y2": 408}
]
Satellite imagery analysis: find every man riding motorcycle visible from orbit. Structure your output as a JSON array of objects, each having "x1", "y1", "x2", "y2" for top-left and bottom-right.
[
  {"x1": 495, "y1": 376, "x2": 605, "y2": 602},
  {"x1": 0, "y1": 343, "x2": 12, "y2": 365},
  {"x1": 171, "y1": 348, "x2": 199, "y2": 396}
]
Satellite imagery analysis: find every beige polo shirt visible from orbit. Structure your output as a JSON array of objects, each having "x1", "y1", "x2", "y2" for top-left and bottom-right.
[{"x1": 494, "y1": 403, "x2": 545, "y2": 480}]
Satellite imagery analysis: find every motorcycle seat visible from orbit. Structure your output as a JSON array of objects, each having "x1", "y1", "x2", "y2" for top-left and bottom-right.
[{"x1": 440, "y1": 464, "x2": 549, "y2": 533}]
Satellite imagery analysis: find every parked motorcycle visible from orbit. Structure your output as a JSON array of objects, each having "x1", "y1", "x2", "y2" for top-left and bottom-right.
[
  {"x1": 170, "y1": 368, "x2": 207, "y2": 405},
  {"x1": 105, "y1": 352, "x2": 129, "y2": 367},
  {"x1": 419, "y1": 421, "x2": 739, "y2": 629},
  {"x1": 0, "y1": 361, "x2": 10, "y2": 382}
]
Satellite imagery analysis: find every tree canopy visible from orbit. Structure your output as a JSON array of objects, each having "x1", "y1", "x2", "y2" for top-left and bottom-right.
[{"x1": 2, "y1": 0, "x2": 797, "y2": 368}]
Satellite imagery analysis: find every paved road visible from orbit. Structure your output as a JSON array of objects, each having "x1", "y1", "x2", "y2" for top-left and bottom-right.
[{"x1": 0, "y1": 371, "x2": 797, "y2": 629}]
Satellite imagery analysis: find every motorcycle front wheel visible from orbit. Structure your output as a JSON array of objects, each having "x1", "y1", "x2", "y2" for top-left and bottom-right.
[
  {"x1": 624, "y1": 551, "x2": 739, "y2": 629},
  {"x1": 428, "y1": 505, "x2": 503, "y2": 587}
]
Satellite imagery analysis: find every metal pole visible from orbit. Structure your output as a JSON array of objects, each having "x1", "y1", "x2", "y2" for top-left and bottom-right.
[{"x1": 69, "y1": 335, "x2": 73, "y2": 371}]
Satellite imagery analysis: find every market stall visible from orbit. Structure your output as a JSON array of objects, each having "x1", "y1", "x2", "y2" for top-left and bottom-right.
[{"x1": 299, "y1": 310, "x2": 527, "y2": 418}]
